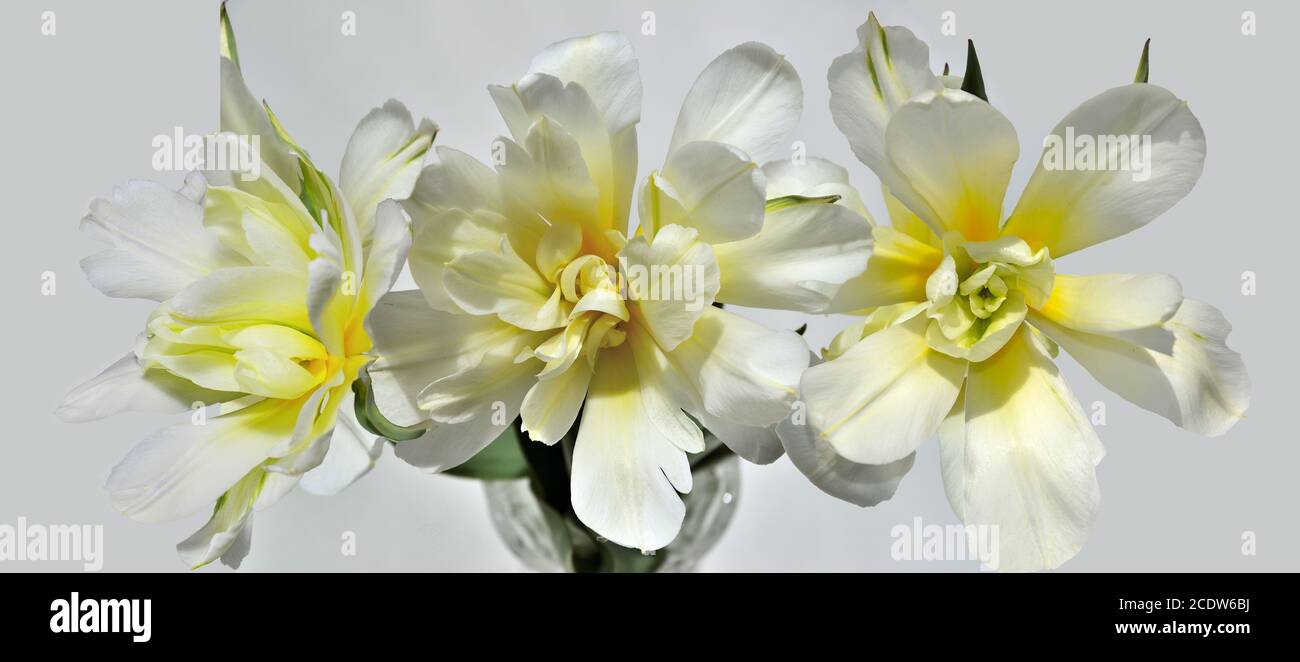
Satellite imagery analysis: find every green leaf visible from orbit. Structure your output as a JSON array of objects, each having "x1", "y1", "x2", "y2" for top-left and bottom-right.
[
  {"x1": 219, "y1": 2, "x2": 240, "y2": 69},
  {"x1": 764, "y1": 194, "x2": 841, "y2": 213},
  {"x1": 1134, "y1": 38, "x2": 1150, "y2": 83},
  {"x1": 445, "y1": 425, "x2": 529, "y2": 480},
  {"x1": 351, "y1": 369, "x2": 428, "y2": 442},
  {"x1": 960, "y1": 39, "x2": 988, "y2": 102}
]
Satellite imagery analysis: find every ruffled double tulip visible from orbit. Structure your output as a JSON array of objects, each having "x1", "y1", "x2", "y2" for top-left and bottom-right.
[
  {"x1": 57, "y1": 9, "x2": 434, "y2": 568},
  {"x1": 783, "y1": 14, "x2": 1250, "y2": 570},
  {"x1": 369, "y1": 33, "x2": 871, "y2": 550}
]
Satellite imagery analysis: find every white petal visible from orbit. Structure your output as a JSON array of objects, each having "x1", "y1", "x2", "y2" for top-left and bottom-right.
[
  {"x1": 693, "y1": 411, "x2": 780, "y2": 464},
  {"x1": 357, "y1": 199, "x2": 413, "y2": 316},
  {"x1": 404, "y1": 146, "x2": 503, "y2": 219},
  {"x1": 570, "y1": 343, "x2": 690, "y2": 551},
  {"x1": 519, "y1": 354, "x2": 593, "y2": 445},
  {"x1": 1031, "y1": 299, "x2": 1249, "y2": 437},
  {"x1": 306, "y1": 251, "x2": 347, "y2": 357},
  {"x1": 668, "y1": 42, "x2": 801, "y2": 163},
  {"x1": 526, "y1": 32, "x2": 642, "y2": 135},
  {"x1": 298, "y1": 399, "x2": 383, "y2": 496},
  {"x1": 800, "y1": 315, "x2": 966, "y2": 465},
  {"x1": 509, "y1": 74, "x2": 630, "y2": 230},
  {"x1": 395, "y1": 333, "x2": 541, "y2": 472},
  {"x1": 826, "y1": 225, "x2": 942, "y2": 313},
  {"x1": 656, "y1": 140, "x2": 766, "y2": 244},
  {"x1": 663, "y1": 306, "x2": 807, "y2": 427},
  {"x1": 1004, "y1": 84, "x2": 1206, "y2": 257},
  {"x1": 761, "y1": 157, "x2": 870, "y2": 218},
  {"x1": 168, "y1": 266, "x2": 310, "y2": 329},
  {"x1": 827, "y1": 14, "x2": 941, "y2": 226},
  {"x1": 107, "y1": 397, "x2": 303, "y2": 523},
  {"x1": 624, "y1": 325, "x2": 716, "y2": 458},
  {"x1": 219, "y1": 58, "x2": 301, "y2": 193},
  {"x1": 408, "y1": 207, "x2": 546, "y2": 315},
  {"x1": 957, "y1": 329, "x2": 1102, "y2": 571},
  {"x1": 442, "y1": 237, "x2": 565, "y2": 331},
  {"x1": 339, "y1": 99, "x2": 437, "y2": 240},
  {"x1": 620, "y1": 224, "x2": 719, "y2": 350},
  {"x1": 368, "y1": 290, "x2": 526, "y2": 428},
  {"x1": 938, "y1": 387, "x2": 967, "y2": 519},
  {"x1": 1038, "y1": 272, "x2": 1182, "y2": 333},
  {"x1": 713, "y1": 200, "x2": 872, "y2": 312},
  {"x1": 80, "y1": 179, "x2": 246, "y2": 301},
  {"x1": 176, "y1": 468, "x2": 261, "y2": 569},
  {"x1": 501, "y1": 122, "x2": 604, "y2": 239},
  {"x1": 777, "y1": 413, "x2": 914, "y2": 506},
  {"x1": 884, "y1": 89, "x2": 1019, "y2": 240},
  {"x1": 58, "y1": 353, "x2": 236, "y2": 423}
]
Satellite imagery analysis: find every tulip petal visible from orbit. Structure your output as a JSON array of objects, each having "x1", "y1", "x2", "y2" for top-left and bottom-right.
[
  {"x1": 571, "y1": 343, "x2": 691, "y2": 551},
  {"x1": 368, "y1": 290, "x2": 527, "y2": 428},
  {"x1": 801, "y1": 315, "x2": 966, "y2": 465},
  {"x1": 1030, "y1": 298, "x2": 1249, "y2": 437},
  {"x1": 510, "y1": 74, "x2": 631, "y2": 229},
  {"x1": 621, "y1": 224, "x2": 719, "y2": 350},
  {"x1": 828, "y1": 14, "x2": 942, "y2": 227},
  {"x1": 177, "y1": 468, "x2": 261, "y2": 569},
  {"x1": 695, "y1": 413, "x2": 781, "y2": 464},
  {"x1": 408, "y1": 207, "x2": 547, "y2": 315},
  {"x1": 884, "y1": 89, "x2": 1019, "y2": 241},
  {"x1": 397, "y1": 332, "x2": 541, "y2": 472},
  {"x1": 777, "y1": 413, "x2": 914, "y2": 506},
  {"x1": 656, "y1": 140, "x2": 766, "y2": 244},
  {"x1": 714, "y1": 199, "x2": 872, "y2": 312},
  {"x1": 955, "y1": 328, "x2": 1103, "y2": 571},
  {"x1": 519, "y1": 354, "x2": 594, "y2": 445},
  {"x1": 1003, "y1": 84, "x2": 1205, "y2": 257},
  {"x1": 299, "y1": 400, "x2": 383, "y2": 496},
  {"x1": 761, "y1": 157, "x2": 871, "y2": 219},
  {"x1": 663, "y1": 307, "x2": 807, "y2": 427},
  {"x1": 405, "y1": 146, "x2": 503, "y2": 219},
  {"x1": 526, "y1": 32, "x2": 642, "y2": 135},
  {"x1": 58, "y1": 353, "x2": 238, "y2": 423},
  {"x1": 826, "y1": 225, "x2": 943, "y2": 313},
  {"x1": 107, "y1": 397, "x2": 304, "y2": 523},
  {"x1": 80, "y1": 179, "x2": 247, "y2": 301},
  {"x1": 443, "y1": 237, "x2": 565, "y2": 331},
  {"x1": 499, "y1": 122, "x2": 606, "y2": 242},
  {"x1": 339, "y1": 99, "x2": 436, "y2": 240},
  {"x1": 219, "y1": 58, "x2": 301, "y2": 193},
  {"x1": 357, "y1": 200, "x2": 413, "y2": 318},
  {"x1": 937, "y1": 386, "x2": 967, "y2": 519},
  {"x1": 1037, "y1": 272, "x2": 1182, "y2": 333},
  {"x1": 167, "y1": 266, "x2": 311, "y2": 331},
  {"x1": 668, "y1": 42, "x2": 801, "y2": 163}
]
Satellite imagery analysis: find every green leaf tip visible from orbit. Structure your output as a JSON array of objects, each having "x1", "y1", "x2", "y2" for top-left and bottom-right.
[
  {"x1": 1134, "y1": 38, "x2": 1150, "y2": 83},
  {"x1": 764, "y1": 194, "x2": 841, "y2": 213},
  {"x1": 219, "y1": 2, "x2": 240, "y2": 69},
  {"x1": 960, "y1": 39, "x2": 988, "y2": 102}
]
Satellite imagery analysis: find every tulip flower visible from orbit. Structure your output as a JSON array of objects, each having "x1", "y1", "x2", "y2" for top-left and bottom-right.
[
  {"x1": 57, "y1": 6, "x2": 434, "y2": 568},
  {"x1": 783, "y1": 14, "x2": 1250, "y2": 570},
  {"x1": 368, "y1": 33, "x2": 871, "y2": 551}
]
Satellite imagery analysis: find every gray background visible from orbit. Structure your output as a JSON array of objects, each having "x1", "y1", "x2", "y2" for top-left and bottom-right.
[{"x1": 0, "y1": 0, "x2": 1292, "y2": 572}]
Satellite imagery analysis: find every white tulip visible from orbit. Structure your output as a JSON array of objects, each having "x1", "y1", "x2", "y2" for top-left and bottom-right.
[
  {"x1": 787, "y1": 13, "x2": 1250, "y2": 571},
  {"x1": 57, "y1": 7, "x2": 434, "y2": 568},
  {"x1": 370, "y1": 33, "x2": 873, "y2": 551}
]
